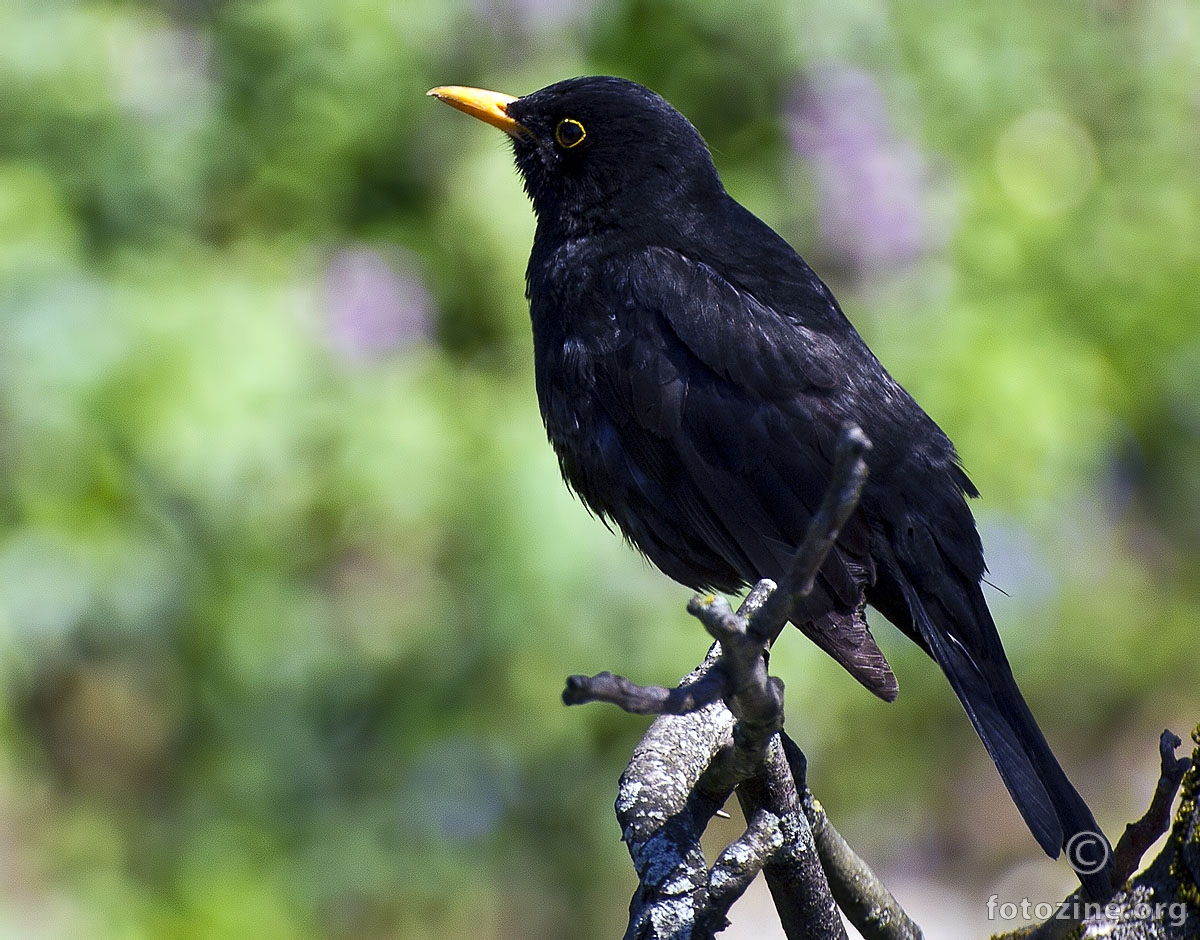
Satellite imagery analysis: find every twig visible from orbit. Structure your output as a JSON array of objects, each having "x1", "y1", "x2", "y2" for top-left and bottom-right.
[
  {"x1": 1112, "y1": 729, "x2": 1192, "y2": 881},
  {"x1": 752, "y1": 426, "x2": 872, "y2": 643},
  {"x1": 689, "y1": 592, "x2": 784, "y2": 795},
  {"x1": 702, "y1": 808, "x2": 785, "y2": 928},
  {"x1": 782, "y1": 735, "x2": 924, "y2": 940},
  {"x1": 561, "y1": 581, "x2": 781, "y2": 718},
  {"x1": 992, "y1": 727, "x2": 1198, "y2": 940},
  {"x1": 562, "y1": 668, "x2": 727, "y2": 714}
]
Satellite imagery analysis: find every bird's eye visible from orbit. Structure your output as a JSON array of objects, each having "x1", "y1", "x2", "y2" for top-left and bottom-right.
[{"x1": 554, "y1": 118, "x2": 586, "y2": 149}]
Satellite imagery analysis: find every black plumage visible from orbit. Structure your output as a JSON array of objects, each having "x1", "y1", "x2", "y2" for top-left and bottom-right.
[{"x1": 430, "y1": 76, "x2": 1112, "y2": 898}]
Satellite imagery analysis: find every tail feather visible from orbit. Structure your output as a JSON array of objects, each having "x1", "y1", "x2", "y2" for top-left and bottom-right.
[
  {"x1": 895, "y1": 571, "x2": 1114, "y2": 899},
  {"x1": 922, "y1": 625, "x2": 1062, "y2": 855}
]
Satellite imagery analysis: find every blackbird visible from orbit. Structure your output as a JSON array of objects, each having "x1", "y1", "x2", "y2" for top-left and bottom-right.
[{"x1": 429, "y1": 76, "x2": 1113, "y2": 898}]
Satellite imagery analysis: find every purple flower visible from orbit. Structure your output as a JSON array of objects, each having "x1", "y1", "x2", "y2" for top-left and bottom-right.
[
  {"x1": 322, "y1": 247, "x2": 432, "y2": 360},
  {"x1": 788, "y1": 65, "x2": 946, "y2": 274}
]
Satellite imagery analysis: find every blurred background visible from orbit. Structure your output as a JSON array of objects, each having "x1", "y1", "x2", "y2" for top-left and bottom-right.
[{"x1": 1, "y1": 0, "x2": 1197, "y2": 937}]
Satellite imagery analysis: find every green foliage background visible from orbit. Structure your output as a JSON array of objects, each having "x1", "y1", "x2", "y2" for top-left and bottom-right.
[{"x1": 0, "y1": 0, "x2": 1197, "y2": 936}]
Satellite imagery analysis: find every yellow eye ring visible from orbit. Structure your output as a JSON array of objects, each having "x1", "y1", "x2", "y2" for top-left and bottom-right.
[{"x1": 555, "y1": 118, "x2": 586, "y2": 149}]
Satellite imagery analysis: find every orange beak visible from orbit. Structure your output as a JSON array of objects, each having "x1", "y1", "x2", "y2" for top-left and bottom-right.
[{"x1": 427, "y1": 85, "x2": 525, "y2": 137}]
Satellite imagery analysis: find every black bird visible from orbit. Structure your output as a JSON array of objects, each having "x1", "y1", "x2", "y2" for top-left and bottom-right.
[{"x1": 429, "y1": 76, "x2": 1113, "y2": 898}]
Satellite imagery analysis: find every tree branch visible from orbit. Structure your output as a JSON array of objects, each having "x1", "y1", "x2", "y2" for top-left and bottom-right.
[
  {"x1": 993, "y1": 726, "x2": 1199, "y2": 940},
  {"x1": 559, "y1": 421, "x2": 1200, "y2": 938},
  {"x1": 1113, "y1": 729, "x2": 1193, "y2": 881},
  {"x1": 736, "y1": 736, "x2": 848, "y2": 939},
  {"x1": 567, "y1": 427, "x2": 883, "y2": 938},
  {"x1": 782, "y1": 734, "x2": 924, "y2": 940}
]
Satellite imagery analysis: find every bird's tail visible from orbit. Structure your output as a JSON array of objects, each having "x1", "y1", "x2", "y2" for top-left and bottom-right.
[{"x1": 899, "y1": 576, "x2": 1114, "y2": 900}]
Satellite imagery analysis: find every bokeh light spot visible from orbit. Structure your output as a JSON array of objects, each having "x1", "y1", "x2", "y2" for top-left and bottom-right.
[{"x1": 994, "y1": 110, "x2": 1099, "y2": 216}]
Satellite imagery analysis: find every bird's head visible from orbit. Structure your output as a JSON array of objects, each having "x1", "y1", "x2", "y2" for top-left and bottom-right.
[{"x1": 429, "y1": 77, "x2": 724, "y2": 240}]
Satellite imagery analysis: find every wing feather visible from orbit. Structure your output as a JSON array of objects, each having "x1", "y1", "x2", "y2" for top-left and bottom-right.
[{"x1": 585, "y1": 246, "x2": 896, "y2": 698}]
